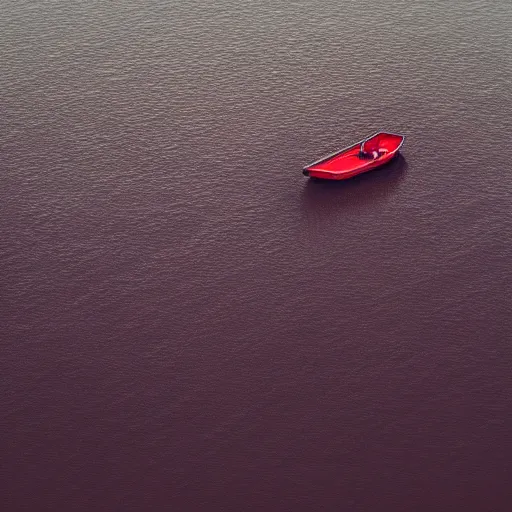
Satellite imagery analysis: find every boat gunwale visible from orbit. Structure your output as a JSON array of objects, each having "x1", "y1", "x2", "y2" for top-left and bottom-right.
[{"x1": 303, "y1": 132, "x2": 405, "y2": 174}]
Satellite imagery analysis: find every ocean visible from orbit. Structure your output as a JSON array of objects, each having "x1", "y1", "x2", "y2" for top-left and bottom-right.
[{"x1": 2, "y1": 1, "x2": 512, "y2": 510}]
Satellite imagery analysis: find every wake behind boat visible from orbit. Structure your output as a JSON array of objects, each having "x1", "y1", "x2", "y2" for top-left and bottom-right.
[{"x1": 303, "y1": 132, "x2": 405, "y2": 180}]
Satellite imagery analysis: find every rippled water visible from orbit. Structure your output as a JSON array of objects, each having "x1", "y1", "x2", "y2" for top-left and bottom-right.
[{"x1": 2, "y1": 1, "x2": 512, "y2": 510}]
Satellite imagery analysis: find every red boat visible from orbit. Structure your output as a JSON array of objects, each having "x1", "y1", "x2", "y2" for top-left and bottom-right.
[{"x1": 303, "y1": 132, "x2": 405, "y2": 180}]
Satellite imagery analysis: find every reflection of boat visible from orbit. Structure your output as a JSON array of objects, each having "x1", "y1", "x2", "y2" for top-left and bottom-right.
[{"x1": 303, "y1": 132, "x2": 405, "y2": 180}]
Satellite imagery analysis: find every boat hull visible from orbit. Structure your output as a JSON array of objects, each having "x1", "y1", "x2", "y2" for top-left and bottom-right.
[{"x1": 303, "y1": 132, "x2": 405, "y2": 180}]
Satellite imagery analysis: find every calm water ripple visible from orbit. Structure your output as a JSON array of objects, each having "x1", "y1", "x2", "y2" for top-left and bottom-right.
[{"x1": 1, "y1": 1, "x2": 512, "y2": 510}]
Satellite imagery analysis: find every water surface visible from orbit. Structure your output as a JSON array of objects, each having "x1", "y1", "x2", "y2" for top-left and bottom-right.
[{"x1": 2, "y1": 1, "x2": 512, "y2": 510}]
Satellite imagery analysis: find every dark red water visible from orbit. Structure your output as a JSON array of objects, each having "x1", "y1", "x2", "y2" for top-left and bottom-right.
[{"x1": 2, "y1": 1, "x2": 512, "y2": 510}]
